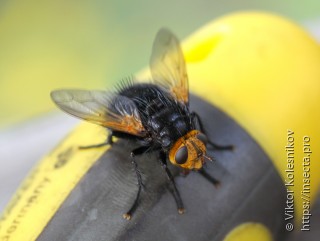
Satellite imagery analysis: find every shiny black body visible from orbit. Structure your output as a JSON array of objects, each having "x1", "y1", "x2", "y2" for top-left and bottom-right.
[{"x1": 112, "y1": 83, "x2": 194, "y2": 151}]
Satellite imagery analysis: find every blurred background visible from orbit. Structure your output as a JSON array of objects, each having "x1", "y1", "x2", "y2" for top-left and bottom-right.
[{"x1": 0, "y1": 0, "x2": 319, "y2": 216}]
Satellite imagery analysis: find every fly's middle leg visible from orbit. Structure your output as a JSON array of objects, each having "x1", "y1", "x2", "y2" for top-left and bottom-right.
[{"x1": 123, "y1": 145, "x2": 149, "y2": 220}]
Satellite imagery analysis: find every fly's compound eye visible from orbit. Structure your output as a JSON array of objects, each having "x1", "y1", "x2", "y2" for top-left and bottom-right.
[
  {"x1": 196, "y1": 133, "x2": 208, "y2": 145},
  {"x1": 175, "y1": 146, "x2": 188, "y2": 164}
]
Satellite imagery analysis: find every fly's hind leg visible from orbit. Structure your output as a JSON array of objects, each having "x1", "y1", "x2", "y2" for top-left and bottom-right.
[
  {"x1": 191, "y1": 112, "x2": 233, "y2": 150},
  {"x1": 79, "y1": 131, "x2": 114, "y2": 149},
  {"x1": 123, "y1": 146, "x2": 149, "y2": 220},
  {"x1": 158, "y1": 151, "x2": 185, "y2": 214}
]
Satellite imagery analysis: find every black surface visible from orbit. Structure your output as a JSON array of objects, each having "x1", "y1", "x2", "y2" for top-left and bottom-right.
[{"x1": 37, "y1": 95, "x2": 288, "y2": 241}]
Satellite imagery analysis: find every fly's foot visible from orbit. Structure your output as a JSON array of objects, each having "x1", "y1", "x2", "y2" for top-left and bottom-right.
[
  {"x1": 213, "y1": 181, "x2": 221, "y2": 189},
  {"x1": 123, "y1": 213, "x2": 131, "y2": 220},
  {"x1": 178, "y1": 208, "x2": 185, "y2": 214}
]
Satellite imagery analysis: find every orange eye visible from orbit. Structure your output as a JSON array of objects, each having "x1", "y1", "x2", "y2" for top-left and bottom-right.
[{"x1": 175, "y1": 146, "x2": 188, "y2": 164}]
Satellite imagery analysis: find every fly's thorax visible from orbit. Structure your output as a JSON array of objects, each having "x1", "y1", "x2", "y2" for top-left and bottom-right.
[{"x1": 168, "y1": 130, "x2": 208, "y2": 170}]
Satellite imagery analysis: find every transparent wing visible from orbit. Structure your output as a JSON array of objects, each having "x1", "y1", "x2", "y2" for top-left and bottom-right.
[
  {"x1": 150, "y1": 28, "x2": 189, "y2": 104},
  {"x1": 51, "y1": 89, "x2": 147, "y2": 137}
]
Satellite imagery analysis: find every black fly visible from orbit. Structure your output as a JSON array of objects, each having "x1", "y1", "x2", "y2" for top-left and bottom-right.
[{"x1": 51, "y1": 29, "x2": 232, "y2": 220}]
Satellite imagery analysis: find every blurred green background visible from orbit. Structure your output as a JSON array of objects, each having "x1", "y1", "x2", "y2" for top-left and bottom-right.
[{"x1": 0, "y1": 0, "x2": 319, "y2": 128}]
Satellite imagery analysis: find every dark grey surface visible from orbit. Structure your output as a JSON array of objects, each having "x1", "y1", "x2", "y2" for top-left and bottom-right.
[{"x1": 37, "y1": 95, "x2": 288, "y2": 241}]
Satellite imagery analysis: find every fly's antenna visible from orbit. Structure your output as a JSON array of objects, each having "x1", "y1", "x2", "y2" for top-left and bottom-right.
[{"x1": 203, "y1": 154, "x2": 215, "y2": 162}]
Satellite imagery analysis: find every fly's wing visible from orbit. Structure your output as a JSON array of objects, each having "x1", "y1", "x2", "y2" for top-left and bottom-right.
[
  {"x1": 51, "y1": 89, "x2": 147, "y2": 137},
  {"x1": 150, "y1": 28, "x2": 189, "y2": 105}
]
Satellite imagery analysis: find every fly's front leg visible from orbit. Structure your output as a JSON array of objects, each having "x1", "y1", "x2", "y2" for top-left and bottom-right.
[
  {"x1": 191, "y1": 112, "x2": 233, "y2": 150},
  {"x1": 79, "y1": 131, "x2": 114, "y2": 149},
  {"x1": 159, "y1": 151, "x2": 185, "y2": 214},
  {"x1": 198, "y1": 168, "x2": 220, "y2": 188},
  {"x1": 123, "y1": 146, "x2": 149, "y2": 220}
]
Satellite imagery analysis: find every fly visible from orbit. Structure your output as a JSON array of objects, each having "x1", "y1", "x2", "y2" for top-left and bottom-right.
[{"x1": 51, "y1": 28, "x2": 232, "y2": 220}]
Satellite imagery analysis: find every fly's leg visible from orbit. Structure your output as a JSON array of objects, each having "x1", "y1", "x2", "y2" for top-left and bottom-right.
[
  {"x1": 207, "y1": 141, "x2": 233, "y2": 151},
  {"x1": 198, "y1": 168, "x2": 220, "y2": 188},
  {"x1": 79, "y1": 131, "x2": 114, "y2": 149},
  {"x1": 191, "y1": 112, "x2": 233, "y2": 150},
  {"x1": 159, "y1": 151, "x2": 185, "y2": 214},
  {"x1": 123, "y1": 146, "x2": 149, "y2": 220}
]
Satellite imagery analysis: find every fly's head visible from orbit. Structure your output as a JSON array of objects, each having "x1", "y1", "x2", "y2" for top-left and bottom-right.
[{"x1": 168, "y1": 130, "x2": 212, "y2": 170}]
